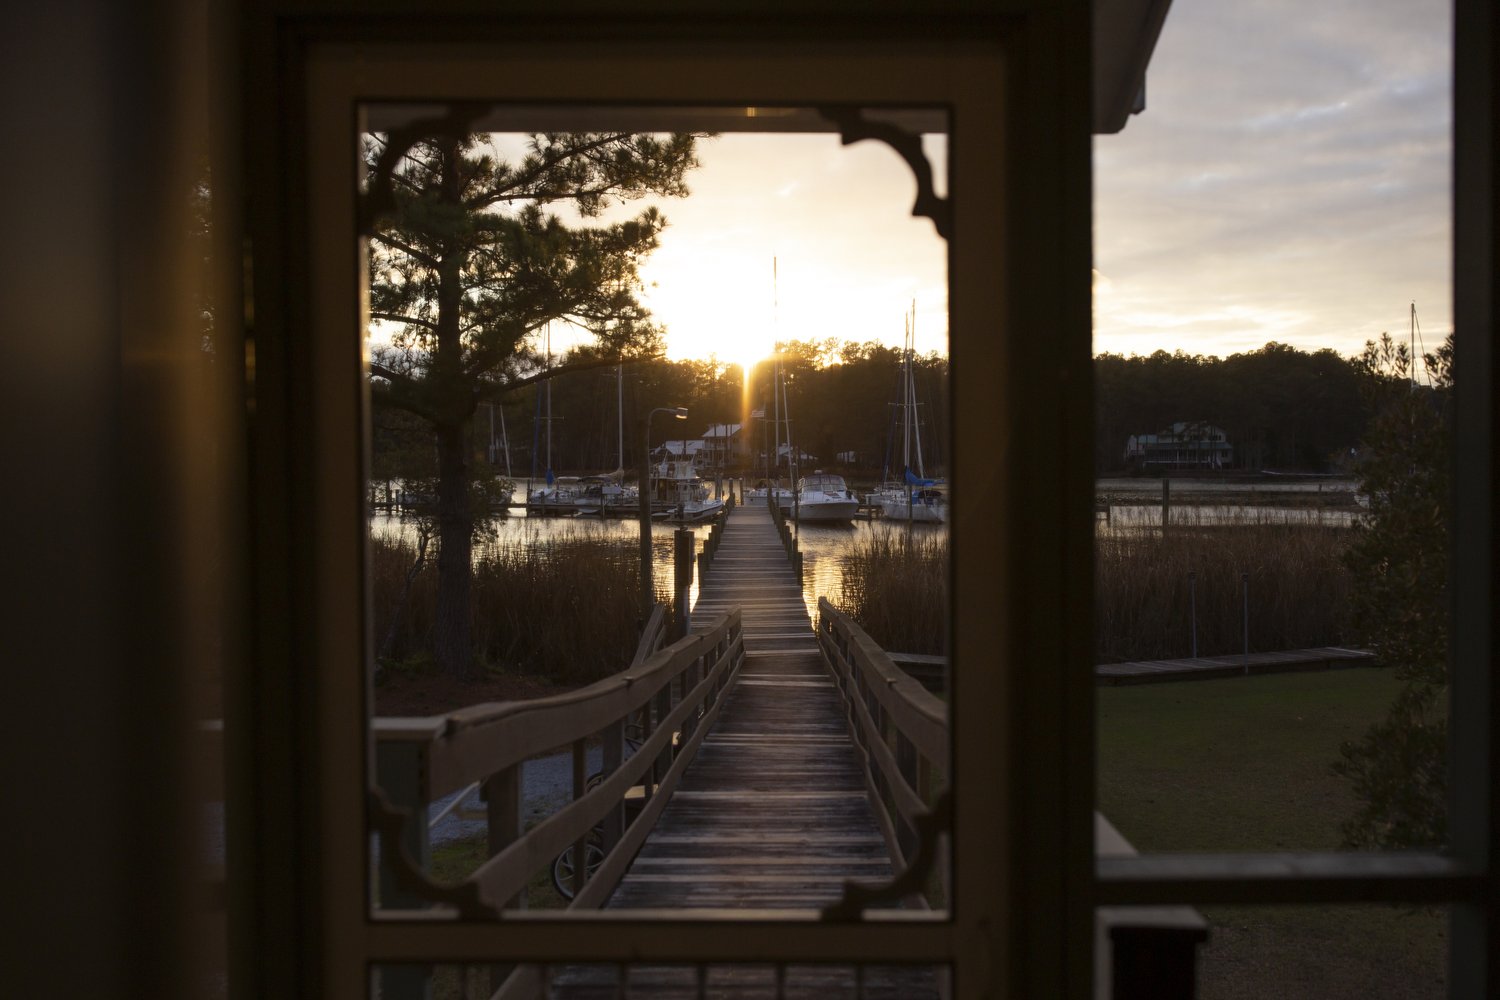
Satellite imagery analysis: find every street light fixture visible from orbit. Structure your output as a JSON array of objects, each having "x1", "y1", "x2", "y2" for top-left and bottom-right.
[{"x1": 640, "y1": 406, "x2": 688, "y2": 617}]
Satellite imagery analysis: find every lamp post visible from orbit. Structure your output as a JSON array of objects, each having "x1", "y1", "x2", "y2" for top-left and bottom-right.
[{"x1": 640, "y1": 406, "x2": 687, "y2": 618}]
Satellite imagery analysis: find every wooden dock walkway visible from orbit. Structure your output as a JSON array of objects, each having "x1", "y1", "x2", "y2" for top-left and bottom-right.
[
  {"x1": 548, "y1": 502, "x2": 938, "y2": 997},
  {"x1": 608, "y1": 503, "x2": 897, "y2": 911}
]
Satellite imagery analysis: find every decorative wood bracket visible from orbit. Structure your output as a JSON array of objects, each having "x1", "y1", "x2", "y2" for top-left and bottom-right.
[
  {"x1": 358, "y1": 102, "x2": 496, "y2": 237},
  {"x1": 817, "y1": 107, "x2": 952, "y2": 242},
  {"x1": 367, "y1": 787, "x2": 499, "y2": 920},
  {"x1": 821, "y1": 789, "x2": 953, "y2": 920}
]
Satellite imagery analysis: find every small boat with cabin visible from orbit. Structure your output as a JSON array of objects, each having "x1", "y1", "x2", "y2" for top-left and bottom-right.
[
  {"x1": 650, "y1": 458, "x2": 725, "y2": 523},
  {"x1": 780, "y1": 472, "x2": 860, "y2": 523}
]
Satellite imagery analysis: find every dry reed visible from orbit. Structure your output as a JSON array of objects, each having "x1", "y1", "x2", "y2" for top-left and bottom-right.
[
  {"x1": 1095, "y1": 517, "x2": 1353, "y2": 662},
  {"x1": 832, "y1": 514, "x2": 1353, "y2": 663},
  {"x1": 835, "y1": 528, "x2": 949, "y2": 655},
  {"x1": 372, "y1": 530, "x2": 645, "y2": 684}
]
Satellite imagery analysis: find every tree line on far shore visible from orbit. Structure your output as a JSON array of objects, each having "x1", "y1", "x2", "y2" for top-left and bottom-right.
[
  {"x1": 1096, "y1": 342, "x2": 1375, "y2": 473},
  {"x1": 376, "y1": 337, "x2": 1409, "y2": 490},
  {"x1": 373, "y1": 340, "x2": 950, "y2": 488}
]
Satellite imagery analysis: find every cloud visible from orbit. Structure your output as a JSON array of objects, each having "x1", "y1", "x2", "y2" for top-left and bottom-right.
[{"x1": 1094, "y1": 0, "x2": 1451, "y2": 358}]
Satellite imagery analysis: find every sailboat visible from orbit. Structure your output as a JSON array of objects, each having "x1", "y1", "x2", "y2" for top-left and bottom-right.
[
  {"x1": 483, "y1": 400, "x2": 516, "y2": 512},
  {"x1": 572, "y1": 364, "x2": 639, "y2": 517},
  {"x1": 872, "y1": 304, "x2": 948, "y2": 524},
  {"x1": 525, "y1": 325, "x2": 583, "y2": 516},
  {"x1": 747, "y1": 351, "x2": 796, "y2": 508},
  {"x1": 760, "y1": 352, "x2": 857, "y2": 523}
]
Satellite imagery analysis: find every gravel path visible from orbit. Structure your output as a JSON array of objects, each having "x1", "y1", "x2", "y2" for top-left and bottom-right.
[{"x1": 427, "y1": 744, "x2": 604, "y2": 846}]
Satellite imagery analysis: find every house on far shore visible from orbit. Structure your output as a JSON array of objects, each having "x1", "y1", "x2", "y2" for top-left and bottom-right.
[
  {"x1": 699, "y1": 423, "x2": 747, "y2": 468},
  {"x1": 1124, "y1": 420, "x2": 1233, "y2": 471}
]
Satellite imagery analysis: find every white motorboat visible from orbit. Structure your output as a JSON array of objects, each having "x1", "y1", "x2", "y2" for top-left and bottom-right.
[
  {"x1": 781, "y1": 472, "x2": 860, "y2": 523},
  {"x1": 572, "y1": 476, "x2": 637, "y2": 518},
  {"x1": 745, "y1": 481, "x2": 793, "y2": 507},
  {"x1": 526, "y1": 476, "x2": 583, "y2": 516},
  {"x1": 650, "y1": 458, "x2": 725, "y2": 523}
]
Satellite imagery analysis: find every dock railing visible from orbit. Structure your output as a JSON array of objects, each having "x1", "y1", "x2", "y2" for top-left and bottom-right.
[
  {"x1": 372, "y1": 604, "x2": 745, "y2": 925},
  {"x1": 696, "y1": 492, "x2": 733, "y2": 577},
  {"x1": 815, "y1": 597, "x2": 948, "y2": 900},
  {"x1": 768, "y1": 490, "x2": 804, "y2": 580},
  {"x1": 816, "y1": 597, "x2": 1208, "y2": 997}
]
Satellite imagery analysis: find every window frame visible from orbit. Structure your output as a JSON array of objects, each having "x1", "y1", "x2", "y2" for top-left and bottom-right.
[
  {"x1": 254, "y1": 20, "x2": 1095, "y2": 1000},
  {"x1": 235, "y1": 2, "x2": 1498, "y2": 997}
]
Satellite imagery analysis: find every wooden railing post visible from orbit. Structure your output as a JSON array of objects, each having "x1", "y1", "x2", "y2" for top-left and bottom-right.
[
  {"x1": 674, "y1": 528, "x2": 694, "y2": 640},
  {"x1": 375, "y1": 738, "x2": 433, "y2": 999},
  {"x1": 571, "y1": 739, "x2": 589, "y2": 899},
  {"x1": 482, "y1": 764, "x2": 526, "y2": 908},
  {"x1": 482, "y1": 763, "x2": 524, "y2": 994},
  {"x1": 600, "y1": 719, "x2": 626, "y2": 853}
]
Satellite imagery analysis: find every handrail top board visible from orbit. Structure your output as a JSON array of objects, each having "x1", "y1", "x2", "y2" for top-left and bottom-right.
[
  {"x1": 817, "y1": 597, "x2": 946, "y2": 764},
  {"x1": 420, "y1": 610, "x2": 741, "y2": 796}
]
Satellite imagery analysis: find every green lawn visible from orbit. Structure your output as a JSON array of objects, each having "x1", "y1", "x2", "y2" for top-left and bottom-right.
[{"x1": 1099, "y1": 669, "x2": 1447, "y2": 999}]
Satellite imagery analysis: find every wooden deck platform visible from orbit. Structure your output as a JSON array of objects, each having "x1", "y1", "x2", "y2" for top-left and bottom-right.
[
  {"x1": 549, "y1": 504, "x2": 939, "y2": 997},
  {"x1": 1095, "y1": 646, "x2": 1375, "y2": 685}
]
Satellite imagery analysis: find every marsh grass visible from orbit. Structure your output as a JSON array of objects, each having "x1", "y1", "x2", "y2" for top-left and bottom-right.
[
  {"x1": 1096, "y1": 518, "x2": 1353, "y2": 662},
  {"x1": 372, "y1": 531, "x2": 645, "y2": 685},
  {"x1": 835, "y1": 528, "x2": 948, "y2": 655},
  {"x1": 834, "y1": 514, "x2": 1352, "y2": 663}
]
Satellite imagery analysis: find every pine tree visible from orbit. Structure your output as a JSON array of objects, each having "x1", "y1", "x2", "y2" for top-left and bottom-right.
[
  {"x1": 1334, "y1": 332, "x2": 1453, "y2": 849},
  {"x1": 365, "y1": 130, "x2": 701, "y2": 680}
]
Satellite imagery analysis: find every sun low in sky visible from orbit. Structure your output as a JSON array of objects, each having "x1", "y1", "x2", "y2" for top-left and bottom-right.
[{"x1": 537, "y1": 130, "x2": 951, "y2": 373}]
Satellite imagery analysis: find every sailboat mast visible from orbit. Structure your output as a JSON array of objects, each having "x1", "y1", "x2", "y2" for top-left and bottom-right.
[
  {"x1": 773, "y1": 353, "x2": 782, "y2": 480},
  {"x1": 499, "y1": 404, "x2": 512, "y2": 479},
  {"x1": 785, "y1": 354, "x2": 799, "y2": 533},
  {"x1": 545, "y1": 324, "x2": 553, "y2": 472},
  {"x1": 901, "y1": 313, "x2": 912, "y2": 474},
  {"x1": 772, "y1": 256, "x2": 781, "y2": 484},
  {"x1": 910, "y1": 300, "x2": 925, "y2": 479}
]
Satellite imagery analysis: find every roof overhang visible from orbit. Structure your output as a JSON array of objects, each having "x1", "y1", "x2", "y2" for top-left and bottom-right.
[
  {"x1": 1093, "y1": 0, "x2": 1175, "y2": 133},
  {"x1": 365, "y1": 5, "x2": 1175, "y2": 139}
]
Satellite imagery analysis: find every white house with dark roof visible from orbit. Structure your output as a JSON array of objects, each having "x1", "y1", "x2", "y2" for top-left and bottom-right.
[{"x1": 1124, "y1": 420, "x2": 1233, "y2": 470}]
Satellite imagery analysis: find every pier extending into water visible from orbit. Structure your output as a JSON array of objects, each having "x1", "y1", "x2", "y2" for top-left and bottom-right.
[
  {"x1": 371, "y1": 500, "x2": 1209, "y2": 998},
  {"x1": 608, "y1": 502, "x2": 904, "y2": 911}
]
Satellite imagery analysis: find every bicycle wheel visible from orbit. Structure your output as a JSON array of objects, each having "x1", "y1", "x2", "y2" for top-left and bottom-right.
[{"x1": 551, "y1": 837, "x2": 606, "y2": 900}]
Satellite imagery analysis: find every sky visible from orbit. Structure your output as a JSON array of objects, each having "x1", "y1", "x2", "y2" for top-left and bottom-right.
[
  {"x1": 1094, "y1": 0, "x2": 1451, "y2": 359},
  {"x1": 534, "y1": 131, "x2": 951, "y2": 369},
  {"x1": 449, "y1": 0, "x2": 1452, "y2": 369}
]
